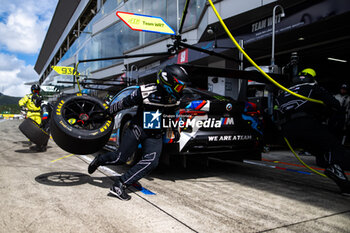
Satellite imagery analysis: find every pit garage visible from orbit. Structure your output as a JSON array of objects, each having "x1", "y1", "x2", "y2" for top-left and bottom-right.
[{"x1": 200, "y1": 0, "x2": 350, "y2": 92}]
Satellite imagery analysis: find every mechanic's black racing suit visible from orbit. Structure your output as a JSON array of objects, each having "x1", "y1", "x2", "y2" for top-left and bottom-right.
[
  {"x1": 276, "y1": 78, "x2": 350, "y2": 194},
  {"x1": 98, "y1": 84, "x2": 180, "y2": 185},
  {"x1": 276, "y1": 80, "x2": 350, "y2": 165}
]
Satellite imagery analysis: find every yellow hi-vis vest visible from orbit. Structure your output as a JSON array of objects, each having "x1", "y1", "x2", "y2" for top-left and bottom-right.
[{"x1": 18, "y1": 94, "x2": 41, "y2": 125}]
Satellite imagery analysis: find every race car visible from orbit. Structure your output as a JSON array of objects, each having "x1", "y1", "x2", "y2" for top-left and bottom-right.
[{"x1": 105, "y1": 86, "x2": 263, "y2": 165}]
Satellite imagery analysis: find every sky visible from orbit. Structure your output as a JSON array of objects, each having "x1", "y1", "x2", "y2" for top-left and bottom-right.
[{"x1": 0, "y1": 0, "x2": 58, "y2": 97}]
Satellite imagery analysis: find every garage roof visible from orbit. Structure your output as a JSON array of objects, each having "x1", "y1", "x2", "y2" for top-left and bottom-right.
[{"x1": 34, "y1": 0, "x2": 80, "y2": 75}]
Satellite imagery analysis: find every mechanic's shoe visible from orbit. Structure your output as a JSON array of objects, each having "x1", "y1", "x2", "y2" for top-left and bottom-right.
[
  {"x1": 88, "y1": 155, "x2": 101, "y2": 174},
  {"x1": 109, "y1": 179, "x2": 131, "y2": 201},
  {"x1": 325, "y1": 164, "x2": 350, "y2": 196}
]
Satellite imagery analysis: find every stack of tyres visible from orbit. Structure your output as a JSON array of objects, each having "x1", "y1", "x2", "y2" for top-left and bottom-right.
[{"x1": 50, "y1": 94, "x2": 114, "y2": 155}]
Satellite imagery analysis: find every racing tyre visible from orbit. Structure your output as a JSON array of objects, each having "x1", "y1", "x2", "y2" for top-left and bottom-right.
[
  {"x1": 50, "y1": 94, "x2": 114, "y2": 154},
  {"x1": 19, "y1": 118, "x2": 49, "y2": 146}
]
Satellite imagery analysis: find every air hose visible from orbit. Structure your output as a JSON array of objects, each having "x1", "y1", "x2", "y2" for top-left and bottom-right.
[
  {"x1": 284, "y1": 138, "x2": 327, "y2": 177},
  {"x1": 207, "y1": 0, "x2": 327, "y2": 177}
]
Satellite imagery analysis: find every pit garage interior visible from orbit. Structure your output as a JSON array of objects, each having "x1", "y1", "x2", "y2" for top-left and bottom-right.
[
  {"x1": 186, "y1": 0, "x2": 350, "y2": 146},
  {"x1": 247, "y1": 11, "x2": 350, "y2": 92},
  {"x1": 198, "y1": 0, "x2": 350, "y2": 93}
]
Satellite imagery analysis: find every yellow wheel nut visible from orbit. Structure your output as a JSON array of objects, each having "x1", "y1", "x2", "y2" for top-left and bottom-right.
[{"x1": 68, "y1": 118, "x2": 77, "y2": 125}]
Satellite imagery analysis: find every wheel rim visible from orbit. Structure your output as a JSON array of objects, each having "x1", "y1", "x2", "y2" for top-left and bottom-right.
[{"x1": 62, "y1": 99, "x2": 107, "y2": 130}]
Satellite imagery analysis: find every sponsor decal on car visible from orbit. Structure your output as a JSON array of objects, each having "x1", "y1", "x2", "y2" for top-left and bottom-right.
[
  {"x1": 208, "y1": 135, "x2": 253, "y2": 142},
  {"x1": 220, "y1": 117, "x2": 234, "y2": 125}
]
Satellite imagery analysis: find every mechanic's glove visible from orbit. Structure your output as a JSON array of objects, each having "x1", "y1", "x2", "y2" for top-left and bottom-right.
[
  {"x1": 173, "y1": 130, "x2": 180, "y2": 142},
  {"x1": 32, "y1": 93, "x2": 43, "y2": 107}
]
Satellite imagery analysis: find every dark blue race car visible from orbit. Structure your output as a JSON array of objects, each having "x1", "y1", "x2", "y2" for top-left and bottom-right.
[{"x1": 105, "y1": 86, "x2": 263, "y2": 166}]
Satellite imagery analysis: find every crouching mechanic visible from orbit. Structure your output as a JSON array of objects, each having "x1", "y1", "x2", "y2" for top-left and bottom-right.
[
  {"x1": 276, "y1": 68, "x2": 350, "y2": 195},
  {"x1": 19, "y1": 84, "x2": 45, "y2": 151},
  {"x1": 88, "y1": 64, "x2": 190, "y2": 200}
]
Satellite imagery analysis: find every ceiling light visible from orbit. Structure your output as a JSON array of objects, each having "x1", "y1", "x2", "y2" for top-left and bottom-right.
[
  {"x1": 298, "y1": 37, "x2": 305, "y2": 41},
  {"x1": 327, "y1": 57, "x2": 347, "y2": 63}
]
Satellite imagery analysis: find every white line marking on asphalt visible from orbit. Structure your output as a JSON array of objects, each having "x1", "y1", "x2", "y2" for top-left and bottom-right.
[
  {"x1": 243, "y1": 160, "x2": 276, "y2": 168},
  {"x1": 79, "y1": 155, "x2": 122, "y2": 176}
]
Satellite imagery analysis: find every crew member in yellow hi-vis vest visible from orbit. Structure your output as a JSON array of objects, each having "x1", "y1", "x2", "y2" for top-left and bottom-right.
[{"x1": 18, "y1": 84, "x2": 42, "y2": 125}]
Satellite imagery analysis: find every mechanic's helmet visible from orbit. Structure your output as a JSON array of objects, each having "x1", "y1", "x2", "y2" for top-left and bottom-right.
[
  {"x1": 157, "y1": 64, "x2": 190, "y2": 99},
  {"x1": 31, "y1": 84, "x2": 40, "y2": 94},
  {"x1": 299, "y1": 68, "x2": 316, "y2": 78},
  {"x1": 293, "y1": 68, "x2": 316, "y2": 84}
]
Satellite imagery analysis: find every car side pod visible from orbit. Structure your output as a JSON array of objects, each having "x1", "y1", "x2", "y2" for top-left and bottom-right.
[{"x1": 50, "y1": 94, "x2": 114, "y2": 155}]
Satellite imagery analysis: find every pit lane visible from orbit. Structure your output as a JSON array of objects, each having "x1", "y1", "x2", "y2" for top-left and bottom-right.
[{"x1": 1, "y1": 119, "x2": 349, "y2": 232}]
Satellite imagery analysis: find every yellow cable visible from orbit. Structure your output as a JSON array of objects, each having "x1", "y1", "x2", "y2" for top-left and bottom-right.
[
  {"x1": 284, "y1": 137, "x2": 327, "y2": 178},
  {"x1": 74, "y1": 62, "x2": 82, "y2": 93},
  {"x1": 207, "y1": 0, "x2": 324, "y2": 105},
  {"x1": 76, "y1": 77, "x2": 82, "y2": 93},
  {"x1": 207, "y1": 0, "x2": 328, "y2": 177}
]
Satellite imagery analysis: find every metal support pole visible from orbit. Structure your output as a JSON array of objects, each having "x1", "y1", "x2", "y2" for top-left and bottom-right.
[
  {"x1": 269, "y1": 5, "x2": 285, "y2": 118},
  {"x1": 239, "y1": 40, "x2": 244, "y2": 71},
  {"x1": 237, "y1": 40, "x2": 247, "y2": 101},
  {"x1": 271, "y1": 5, "x2": 285, "y2": 69}
]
